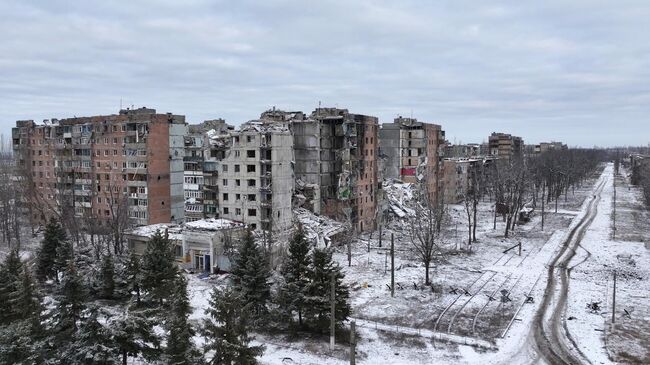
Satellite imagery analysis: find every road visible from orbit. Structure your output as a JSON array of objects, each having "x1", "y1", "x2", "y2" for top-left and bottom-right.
[{"x1": 529, "y1": 169, "x2": 608, "y2": 365}]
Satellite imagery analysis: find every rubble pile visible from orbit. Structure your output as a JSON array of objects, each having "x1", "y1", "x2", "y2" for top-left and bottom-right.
[
  {"x1": 294, "y1": 208, "x2": 347, "y2": 248},
  {"x1": 382, "y1": 179, "x2": 417, "y2": 218}
]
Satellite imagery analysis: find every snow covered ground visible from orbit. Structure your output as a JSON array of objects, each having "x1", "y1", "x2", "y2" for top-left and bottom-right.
[
  {"x1": 183, "y1": 168, "x2": 626, "y2": 364},
  {"x1": 564, "y1": 165, "x2": 650, "y2": 364}
]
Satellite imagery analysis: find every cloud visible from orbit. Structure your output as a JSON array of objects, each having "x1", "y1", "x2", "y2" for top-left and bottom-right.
[{"x1": 0, "y1": 0, "x2": 649, "y2": 147}]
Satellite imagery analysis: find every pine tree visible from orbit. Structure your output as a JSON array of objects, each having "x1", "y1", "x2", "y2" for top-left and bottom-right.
[
  {"x1": 278, "y1": 224, "x2": 311, "y2": 326},
  {"x1": 231, "y1": 230, "x2": 271, "y2": 318},
  {"x1": 54, "y1": 240, "x2": 74, "y2": 280},
  {"x1": 202, "y1": 287, "x2": 264, "y2": 365},
  {"x1": 0, "y1": 249, "x2": 23, "y2": 324},
  {"x1": 60, "y1": 308, "x2": 118, "y2": 365},
  {"x1": 165, "y1": 275, "x2": 203, "y2": 365},
  {"x1": 100, "y1": 254, "x2": 116, "y2": 299},
  {"x1": 305, "y1": 248, "x2": 351, "y2": 333},
  {"x1": 53, "y1": 261, "x2": 86, "y2": 340},
  {"x1": 36, "y1": 218, "x2": 67, "y2": 282},
  {"x1": 110, "y1": 306, "x2": 161, "y2": 365},
  {"x1": 0, "y1": 265, "x2": 50, "y2": 364},
  {"x1": 125, "y1": 250, "x2": 142, "y2": 305},
  {"x1": 141, "y1": 230, "x2": 178, "y2": 306}
]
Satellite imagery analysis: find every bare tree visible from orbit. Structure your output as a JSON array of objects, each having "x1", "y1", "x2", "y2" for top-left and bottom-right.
[{"x1": 408, "y1": 193, "x2": 445, "y2": 285}]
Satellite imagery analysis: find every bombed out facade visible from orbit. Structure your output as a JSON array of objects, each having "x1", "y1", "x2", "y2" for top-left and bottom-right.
[{"x1": 12, "y1": 108, "x2": 187, "y2": 226}]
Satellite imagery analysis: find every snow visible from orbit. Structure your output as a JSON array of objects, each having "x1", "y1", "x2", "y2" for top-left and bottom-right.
[
  {"x1": 184, "y1": 218, "x2": 244, "y2": 231},
  {"x1": 294, "y1": 208, "x2": 346, "y2": 247},
  {"x1": 106, "y1": 164, "x2": 650, "y2": 364},
  {"x1": 563, "y1": 165, "x2": 650, "y2": 364},
  {"x1": 126, "y1": 223, "x2": 183, "y2": 241}
]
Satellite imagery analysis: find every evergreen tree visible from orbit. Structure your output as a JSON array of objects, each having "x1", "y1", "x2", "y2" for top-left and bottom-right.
[
  {"x1": 164, "y1": 275, "x2": 203, "y2": 365},
  {"x1": 202, "y1": 287, "x2": 264, "y2": 365},
  {"x1": 231, "y1": 230, "x2": 271, "y2": 318},
  {"x1": 54, "y1": 240, "x2": 74, "y2": 280},
  {"x1": 59, "y1": 308, "x2": 118, "y2": 365},
  {"x1": 0, "y1": 249, "x2": 23, "y2": 324},
  {"x1": 124, "y1": 251, "x2": 142, "y2": 305},
  {"x1": 141, "y1": 230, "x2": 178, "y2": 306},
  {"x1": 53, "y1": 261, "x2": 86, "y2": 340},
  {"x1": 36, "y1": 218, "x2": 67, "y2": 282},
  {"x1": 305, "y1": 248, "x2": 351, "y2": 333},
  {"x1": 277, "y1": 224, "x2": 311, "y2": 326},
  {"x1": 100, "y1": 254, "x2": 116, "y2": 299},
  {"x1": 0, "y1": 265, "x2": 50, "y2": 364},
  {"x1": 110, "y1": 307, "x2": 161, "y2": 365}
]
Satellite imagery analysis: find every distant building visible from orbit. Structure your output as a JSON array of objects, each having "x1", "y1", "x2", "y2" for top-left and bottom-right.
[
  {"x1": 442, "y1": 159, "x2": 470, "y2": 204},
  {"x1": 379, "y1": 116, "x2": 445, "y2": 205},
  {"x1": 445, "y1": 143, "x2": 481, "y2": 158},
  {"x1": 12, "y1": 108, "x2": 187, "y2": 226},
  {"x1": 534, "y1": 141, "x2": 567, "y2": 154},
  {"x1": 488, "y1": 132, "x2": 524, "y2": 160}
]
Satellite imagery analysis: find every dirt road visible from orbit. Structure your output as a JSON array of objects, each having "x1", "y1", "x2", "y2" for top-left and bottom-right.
[{"x1": 531, "y1": 173, "x2": 608, "y2": 365}]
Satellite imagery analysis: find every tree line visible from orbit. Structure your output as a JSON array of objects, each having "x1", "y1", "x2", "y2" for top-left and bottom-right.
[{"x1": 0, "y1": 219, "x2": 351, "y2": 364}]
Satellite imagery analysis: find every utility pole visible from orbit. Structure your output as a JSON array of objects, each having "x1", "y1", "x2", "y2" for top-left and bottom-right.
[
  {"x1": 378, "y1": 224, "x2": 382, "y2": 248},
  {"x1": 613, "y1": 176, "x2": 617, "y2": 240},
  {"x1": 349, "y1": 320, "x2": 356, "y2": 365},
  {"x1": 330, "y1": 273, "x2": 336, "y2": 349},
  {"x1": 391, "y1": 233, "x2": 395, "y2": 298},
  {"x1": 612, "y1": 271, "x2": 617, "y2": 324},
  {"x1": 347, "y1": 240, "x2": 352, "y2": 267}
]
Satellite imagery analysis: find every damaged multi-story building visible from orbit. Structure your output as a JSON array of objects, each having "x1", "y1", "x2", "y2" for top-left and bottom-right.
[
  {"x1": 183, "y1": 119, "x2": 235, "y2": 221},
  {"x1": 488, "y1": 132, "x2": 524, "y2": 160},
  {"x1": 379, "y1": 116, "x2": 446, "y2": 204},
  {"x1": 12, "y1": 107, "x2": 187, "y2": 226},
  {"x1": 215, "y1": 120, "x2": 294, "y2": 233},
  {"x1": 292, "y1": 108, "x2": 380, "y2": 232}
]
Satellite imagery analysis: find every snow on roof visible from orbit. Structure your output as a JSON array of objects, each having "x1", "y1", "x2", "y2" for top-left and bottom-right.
[
  {"x1": 183, "y1": 218, "x2": 244, "y2": 231},
  {"x1": 127, "y1": 223, "x2": 183, "y2": 240}
]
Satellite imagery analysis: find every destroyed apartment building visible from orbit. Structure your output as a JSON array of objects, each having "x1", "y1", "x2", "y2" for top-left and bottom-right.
[
  {"x1": 214, "y1": 119, "x2": 295, "y2": 233},
  {"x1": 379, "y1": 116, "x2": 446, "y2": 205},
  {"x1": 12, "y1": 107, "x2": 187, "y2": 226},
  {"x1": 292, "y1": 108, "x2": 380, "y2": 232}
]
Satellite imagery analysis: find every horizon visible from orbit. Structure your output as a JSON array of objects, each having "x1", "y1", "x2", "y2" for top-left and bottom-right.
[{"x1": 2, "y1": 1, "x2": 649, "y2": 148}]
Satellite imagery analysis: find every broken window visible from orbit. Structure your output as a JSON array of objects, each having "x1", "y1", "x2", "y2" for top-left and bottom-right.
[
  {"x1": 247, "y1": 165, "x2": 256, "y2": 173},
  {"x1": 247, "y1": 150, "x2": 255, "y2": 158},
  {"x1": 248, "y1": 209, "x2": 256, "y2": 216}
]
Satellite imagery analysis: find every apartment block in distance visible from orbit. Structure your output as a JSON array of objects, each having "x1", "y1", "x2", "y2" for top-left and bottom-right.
[
  {"x1": 379, "y1": 116, "x2": 446, "y2": 204},
  {"x1": 293, "y1": 108, "x2": 379, "y2": 232},
  {"x1": 488, "y1": 132, "x2": 524, "y2": 160},
  {"x1": 12, "y1": 107, "x2": 187, "y2": 226},
  {"x1": 534, "y1": 141, "x2": 567, "y2": 154}
]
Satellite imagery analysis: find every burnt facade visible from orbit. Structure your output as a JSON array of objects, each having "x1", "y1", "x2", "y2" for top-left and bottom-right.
[{"x1": 293, "y1": 108, "x2": 379, "y2": 232}]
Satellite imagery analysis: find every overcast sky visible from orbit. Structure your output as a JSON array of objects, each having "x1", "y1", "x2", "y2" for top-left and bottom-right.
[{"x1": 1, "y1": 0, "x2": 649, "y2": 147}]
